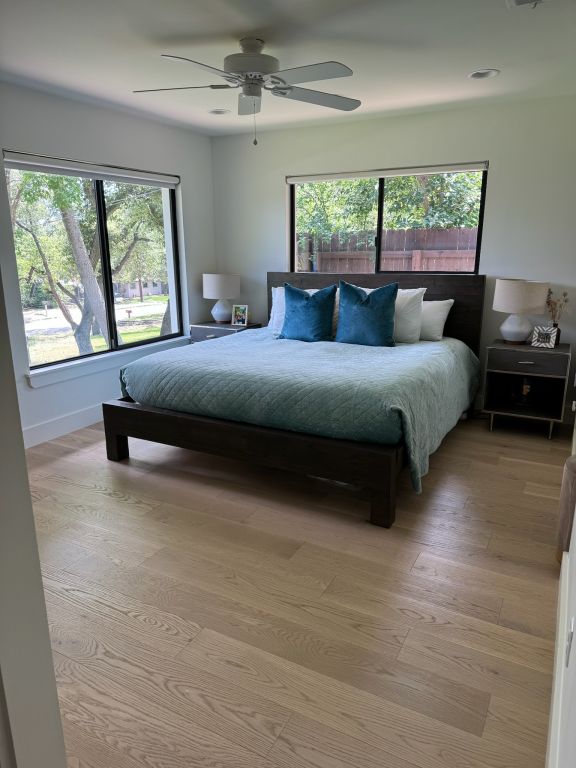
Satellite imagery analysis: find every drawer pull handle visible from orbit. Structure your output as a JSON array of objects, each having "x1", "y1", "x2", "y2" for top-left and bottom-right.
[
  {"x1": 517, "y1": 361, "x2": 535, "y2": 365},
  {"x1": 205, "y1": 334, "x2": 216, "y2": 339}
]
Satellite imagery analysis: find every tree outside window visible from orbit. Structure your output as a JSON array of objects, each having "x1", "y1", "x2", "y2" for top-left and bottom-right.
[
  {"x1": 5, "y1": 168, "x2": 181, "y2": 367},
  {"x1": 293, "y1": 170, "x2": 485, "y2": 273}
]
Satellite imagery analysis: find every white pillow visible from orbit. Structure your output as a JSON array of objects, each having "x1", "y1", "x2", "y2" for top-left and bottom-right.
[
  {"x1": 393, "y1": 288, "x2": 426, "y2": 343},
  {"x1": 355, "y1": 286, "x2": 426, "y2": 343},
  {"x1": 269, "y1": 286, "x2": 338, "y2": 336},
  {"x1": 420, "y1": 299, "x2": 454, "y2": 341},
  {"x1": 268, "y1": 286, "x2": 289, "y2": 335}
]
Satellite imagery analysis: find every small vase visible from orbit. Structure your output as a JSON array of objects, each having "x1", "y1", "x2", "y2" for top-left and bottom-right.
[{"x1": 553, "y1": 323, "x2": 561, "y2": 347}]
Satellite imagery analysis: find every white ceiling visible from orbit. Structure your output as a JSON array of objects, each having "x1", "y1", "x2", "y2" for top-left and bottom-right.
[{"x1": 1, "y1": 0, "x2": 575, "y2": 135}]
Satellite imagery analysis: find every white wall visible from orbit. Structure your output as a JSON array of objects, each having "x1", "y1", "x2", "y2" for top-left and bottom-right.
[
  {"x1": 0, "y1": 81, "x2": 215, "y2": 444},
  {"x1": 0, "y1": 214, "x2": 66, "y2": 767},
  {"x1": 212, "y1": 94, "x2": 576, "y2": 394}
]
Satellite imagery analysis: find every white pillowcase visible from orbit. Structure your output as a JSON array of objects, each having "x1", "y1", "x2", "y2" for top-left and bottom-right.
[
  {"x1": 269, "y1": 286, "x2": 338, "y2": 336},
  {"x1": 420, "y1": 299, "x2": 454, "y2": 341},
  {"x1": 358, "y1": 286, "x2": 426, "y2": 343},
  {"x1": 395, "y1": 288, "x2": 427, "y2": 343},
  {"x1": 268, "y1": 286, "x2": 292, "y2": 335},
  {"x1": 269, "y1": 284, "x2": 427, "y2": 343}
]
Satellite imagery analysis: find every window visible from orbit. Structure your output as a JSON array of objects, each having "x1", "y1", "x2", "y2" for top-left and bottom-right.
[
  {"x1": 4, "y1": 155, "x2": 182, "y2": 368},
  {"x1": 290, "y1": 164, "x2": 487, "y2": 274}
]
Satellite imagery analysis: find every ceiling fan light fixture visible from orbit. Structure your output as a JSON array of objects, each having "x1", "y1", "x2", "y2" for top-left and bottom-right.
[{"x1": 468, "y1": 68, "x2": 501, "y2": 79}]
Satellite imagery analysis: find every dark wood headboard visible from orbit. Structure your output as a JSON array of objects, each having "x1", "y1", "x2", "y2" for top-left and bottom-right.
[{"x1": 267, "y1": 272, "x2": 486, "y2": 355}]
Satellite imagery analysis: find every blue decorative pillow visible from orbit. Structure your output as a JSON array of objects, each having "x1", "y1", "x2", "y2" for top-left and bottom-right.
[
  {"x1": 279, "y1": 283, "x2": 337, "y2": 342},
  {"x1": 335, "y1": 280, "x2": 398, "y2": 346}
]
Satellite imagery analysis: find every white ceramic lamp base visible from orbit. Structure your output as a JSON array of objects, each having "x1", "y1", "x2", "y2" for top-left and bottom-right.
[
  {"x1": 211, "y1": 298, "x2": 232, "y2": 323},
  {"x1": 499, "y1": 313, "x2": 532, "y2": 344}
]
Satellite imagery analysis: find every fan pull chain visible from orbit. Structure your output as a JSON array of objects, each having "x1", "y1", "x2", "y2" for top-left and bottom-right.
[{"x1": 253, "y1": 104, "x2": 258, "y2": 146}]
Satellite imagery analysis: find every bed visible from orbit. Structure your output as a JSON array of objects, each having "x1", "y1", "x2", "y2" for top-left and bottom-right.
[{"x1": 103, "y1": 272, "x2": 485, "y2": 527}]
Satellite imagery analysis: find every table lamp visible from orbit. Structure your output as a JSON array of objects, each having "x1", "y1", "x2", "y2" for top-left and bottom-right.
[
  {"x1": 493, "y1": 278, "x2": 549, "y2": 343},
  {"x1": 202, "y1": 273, "x2": 240, "y2": 323}
]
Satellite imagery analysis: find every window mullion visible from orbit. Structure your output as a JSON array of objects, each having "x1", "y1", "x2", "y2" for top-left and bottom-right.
[
  {"x1": 473, "y1": 171, "x2": 488, "y2": 275},
  {"x1": 168, "y1": 189, "x2": 184, "y2": 336},
  {"x1": 94, "y1": 180, "x2": 118, "y2": 349},
  {"x1": 375, "y1": 178, "x2": 385, "y2": 272},
  {"x1": 289, "y1": 185, "x2": 296, "y2": 271}
]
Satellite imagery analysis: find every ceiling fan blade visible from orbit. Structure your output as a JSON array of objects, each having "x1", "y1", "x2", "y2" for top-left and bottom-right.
[
  {"x1": 238, "y1": 92, "x2": 261, "y2": 115},
  {"x1": 272, "y1": 86, "x2": 360, "y2": 111},
  {"x1": 273, "y1": 61, "x2": 352, "y2": 86},
  {"x1": 161, "y1": 54, "x2": 237, "y2": 81},
  {"x1": 133, "y1": 84, "x2": 234, "y2": 93}
]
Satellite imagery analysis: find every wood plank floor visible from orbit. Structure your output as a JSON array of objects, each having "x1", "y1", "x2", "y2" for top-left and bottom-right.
[{"x1": 27, "y1": 417, "x2": 568, "y2": 768}]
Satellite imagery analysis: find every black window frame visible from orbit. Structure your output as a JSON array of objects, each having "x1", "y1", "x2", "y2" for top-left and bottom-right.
[
  {"x1": 289, "y1": 167, "x2": 488, "y2": 275},
  {"x1": 20, "y1": 179, "x2": 183, "y2": 371}
]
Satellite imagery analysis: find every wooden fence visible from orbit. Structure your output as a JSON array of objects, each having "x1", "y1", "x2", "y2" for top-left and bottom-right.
[
  {"x1": 314, "y1": 250, "x2": 476, "y2": 273},
  {"x1": 297, "y1": 228, "x2": 478, "y2": 273}
]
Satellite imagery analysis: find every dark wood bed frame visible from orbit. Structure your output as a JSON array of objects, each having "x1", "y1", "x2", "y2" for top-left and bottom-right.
[{"x1": 103, "y1": 272, "x2": 485, "y2": 528}]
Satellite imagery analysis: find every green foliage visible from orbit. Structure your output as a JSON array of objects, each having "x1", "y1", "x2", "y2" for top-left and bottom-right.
[
  {"x1": 20, "y1": 172, "x2": 86, "y2": 211},
  {"x1": 295, "y1": 172, "x2": 483, "y2": 243},
  {"x1": 382, "y1": 173, "x2": 482, "y2": 229},
  {"x1": 8, "y1": 169, "x2": 98, "y2": 288},
  {"x1": 295, "y1": 178, "x2": 378, "y2": 244},
  {"x1": 104, "y1": 181, "x2": 168, "y2": 284},
  {"x1": 6, "y1": 168, "x2": 171, "y2": 361},
  {"x1": 19, "y1": 280, "x2": 53, "y2": 309}
]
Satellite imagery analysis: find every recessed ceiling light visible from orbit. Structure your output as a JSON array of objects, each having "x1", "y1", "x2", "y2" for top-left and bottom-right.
[
  {"x1": 468, "y1": 69, "x2": 501, "y2": 80},
  {"x1": 506, "y1": 0, "x2": 544, "y2": 9},
  {"x1": 209, "y1": 108, "x2": 231, "y2": 115}
]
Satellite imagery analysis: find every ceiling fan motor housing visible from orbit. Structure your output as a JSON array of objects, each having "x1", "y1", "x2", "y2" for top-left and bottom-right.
[
  {"x1": 224, "y1": 52, "x2": 280, "y2": 77},
  {"x1": 224, "y1": 37, "x2": 279, "y2": 78}
]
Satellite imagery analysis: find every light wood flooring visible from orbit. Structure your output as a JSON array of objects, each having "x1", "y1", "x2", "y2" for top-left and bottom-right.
[{"x1": 27, "y1": 417, "x2": 569, "y2": 768}]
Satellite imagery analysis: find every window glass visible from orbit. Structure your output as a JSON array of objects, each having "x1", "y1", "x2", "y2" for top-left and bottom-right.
[
  {"x1": 292, "y1": 169, "x2": 485, "y2": 274},
  {"x1": 294, "y1": 178, "x2": 378, "y2": 273},
  {"x1": 6, "y1": 169, "x2": 109, "y2": 366},
  {"x1": 380, "y1": 171, "x2": 483, "y2": 272},
  {"x1": 104, "y1": 182, "x2": 179, "y2": 346},
  {"x1": 4, "y1": 167, "x2": 181, "y2": 368}
]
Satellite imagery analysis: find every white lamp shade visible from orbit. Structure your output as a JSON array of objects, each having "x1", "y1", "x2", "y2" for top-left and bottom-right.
[
  {"x1": 202, "y1": 273, "x2": 240, "y2": 300},
  {"x1": 492, "y1": 279, "x2": 549, "y2": 314}
]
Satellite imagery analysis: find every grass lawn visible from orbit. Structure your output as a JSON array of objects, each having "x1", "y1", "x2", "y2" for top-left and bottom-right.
[
  {"x1": 118, "y1": 295, "x2": 168, "y2": 305},
  {"x1": 92, "y1": 327, "x2": 162, "y2": 351},
  {"x1": 27, "y1": 325, "x2": 163, "y2": 367}
]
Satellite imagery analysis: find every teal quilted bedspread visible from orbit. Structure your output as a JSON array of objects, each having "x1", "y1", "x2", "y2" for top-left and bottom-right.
[{"x1": 120, "y1": 329, "x2": 479, "y2": 491}]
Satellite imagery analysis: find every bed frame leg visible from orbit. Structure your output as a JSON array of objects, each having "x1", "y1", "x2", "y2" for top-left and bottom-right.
[
  {"x1": 369, "y1": 489, "x2": 396, "y2": 528},
  {"x1": 105, "y1": 431, "x2": 129, "y2": 461}
]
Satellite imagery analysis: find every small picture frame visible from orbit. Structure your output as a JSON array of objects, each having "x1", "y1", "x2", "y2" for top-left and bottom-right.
[
  {"x1": 231, "y1": 304, "x2": 248, "y2": 326},
  {"x1": 531, "y1": 325, "x2": 558, "y2": 348}
]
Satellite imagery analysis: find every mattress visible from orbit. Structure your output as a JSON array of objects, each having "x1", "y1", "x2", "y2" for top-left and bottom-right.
[{"x1": 120, "y1": 328, "x2": 479, "y2": 491}]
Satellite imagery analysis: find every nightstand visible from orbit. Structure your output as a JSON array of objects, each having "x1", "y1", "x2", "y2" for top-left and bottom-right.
[
  {"x1": 483, "y1": 340, "x2": 571, "y2": 438},
  {"x1": 189, "y1": 321, "x2": 262, "y2": 342}
]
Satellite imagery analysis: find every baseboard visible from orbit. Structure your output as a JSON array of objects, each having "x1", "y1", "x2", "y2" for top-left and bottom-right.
[
  {"x1": 23, "y1": 403, "x2": 103, "y2": 448},
  {"x1": 546, "y1": 551, "x2": 570, "y2": 768}
]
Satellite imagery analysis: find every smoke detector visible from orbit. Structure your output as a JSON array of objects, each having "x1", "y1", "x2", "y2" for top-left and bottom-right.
[{"x1": 506, "y1": 0, "x2": 545, "y2": 8}]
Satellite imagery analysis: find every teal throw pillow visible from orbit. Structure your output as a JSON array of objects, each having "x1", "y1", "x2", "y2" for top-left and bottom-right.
[
  {"x1": 335, "y1": 280, "x2": 398, "y2": 346},
  {"x1": 279, "y1": 283, "x2": 337, "y2": 342}
]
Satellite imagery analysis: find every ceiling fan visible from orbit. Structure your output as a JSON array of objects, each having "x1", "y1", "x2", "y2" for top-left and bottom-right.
[{"x1": 134, "y1": 38, "x2": 361, "y2": 115}]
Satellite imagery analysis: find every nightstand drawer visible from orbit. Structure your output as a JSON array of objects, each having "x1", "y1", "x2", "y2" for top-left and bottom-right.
[
  {"x1": 487, "y1": 348, "x2": 569, "y2": 376},
  {"x1": 189, "y1": 326, "x2": 234, "y2": 342}
]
